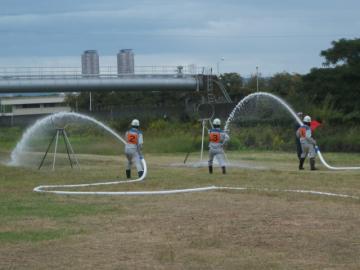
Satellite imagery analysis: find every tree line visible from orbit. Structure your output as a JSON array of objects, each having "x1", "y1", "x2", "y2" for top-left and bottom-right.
[{"x1": 67, "y1": 38, "x2": 360, "y2": 125}]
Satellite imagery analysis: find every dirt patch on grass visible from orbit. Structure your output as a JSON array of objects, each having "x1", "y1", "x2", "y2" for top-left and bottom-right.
[
  {"x1": 0, "y1": 218, "x2": 59, "y2": 232},
  {"x1": 1, "y1": 192, "x2": 360, "y2": 269}
]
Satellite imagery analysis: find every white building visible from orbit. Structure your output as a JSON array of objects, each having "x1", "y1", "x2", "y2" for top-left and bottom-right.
[{"x1": 0, "y1": 95, "x2": 70, "y2": 116}]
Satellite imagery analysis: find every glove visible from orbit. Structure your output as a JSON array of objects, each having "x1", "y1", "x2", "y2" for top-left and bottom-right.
[
  {"x1": 140, "y1": 155, "x2": 144, "y2": 160},
  {"x1": 315, "y1": 145, "x2": 319, "y2": 153}
]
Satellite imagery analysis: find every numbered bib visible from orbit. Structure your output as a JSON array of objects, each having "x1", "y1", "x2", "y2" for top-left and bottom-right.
[
  {"x1": 298, "y1": 127, "x2": 306, "y2": 138},
  {"x1": 127, "y1": 132, "x2": 138, "y2": 144},
  {"x1": 209, "y1": 131, "x2": 221, "y2": 143}
]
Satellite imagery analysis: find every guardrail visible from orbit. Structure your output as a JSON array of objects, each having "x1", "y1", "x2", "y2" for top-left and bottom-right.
[{"x1": 0, "y1": 65, "x2": 208, "y2": 77}]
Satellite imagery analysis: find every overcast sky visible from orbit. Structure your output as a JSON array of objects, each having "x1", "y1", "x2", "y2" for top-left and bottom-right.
[{"x1": 0, "y1": 0, "x2": 359, "y2": 76}]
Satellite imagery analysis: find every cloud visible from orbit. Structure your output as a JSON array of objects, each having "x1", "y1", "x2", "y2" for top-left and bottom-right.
[
  {"x1": 0, "y1": 48, "x2": 324, "y2": 77},
  {"x1": 0, "y1": 0, "x2": 359, "y2": 75}
]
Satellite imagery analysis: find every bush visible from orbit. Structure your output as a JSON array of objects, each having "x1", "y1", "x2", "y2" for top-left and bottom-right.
[{"x1": 1, "y1": 118, "x2": 359, "y2": 154}]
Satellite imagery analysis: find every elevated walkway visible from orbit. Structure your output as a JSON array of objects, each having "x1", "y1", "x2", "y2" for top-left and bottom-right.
[
  {"x1": 0, "y1": 65, "x2": 231, "y2": 103},
  {"x1": 0, "y1": 74, "x2": 202, "y2": 93}
]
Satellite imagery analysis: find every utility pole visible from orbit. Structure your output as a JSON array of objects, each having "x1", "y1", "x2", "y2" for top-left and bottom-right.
[
  {"x1": 217, "y1": 57, "x2": 224, "y2": 75},
  {"x1": 256, "y1": 66, "x2": 259, "y2": 92},
  {"x1": 89, "y1": 92, "x2": 92, "y2": 112}
]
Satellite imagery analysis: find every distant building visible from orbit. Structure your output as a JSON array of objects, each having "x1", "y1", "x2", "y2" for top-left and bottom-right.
[
  {"x1": 81, "y1": 50, "x2": 100, "y2": 76},
  {"x1": 117, "y1": 49, "x2": 134, "y2": 74},
  {"x1": 0, "y1": 95, "x2": 71, "y2": 126}
]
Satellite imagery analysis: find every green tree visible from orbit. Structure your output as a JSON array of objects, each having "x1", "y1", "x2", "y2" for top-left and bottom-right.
[
  {"x1": 268, "y1": 72, "x2": 302, "y2": 97},
  {"x1": 244, "y1": 74, "x2": 268, "y2": 92},
  {"x1": 220, "y1": 72, "x2": 244, "y2": 90},
  {"x1": 302, "y1": 38, "x2": 360, "y2": 116},
  {"x1": 219, "y1": 72, "x2": 251, "y2": 101},
  {"x1": 321, "y1": 38, "x2": 360, "y2": 67}
]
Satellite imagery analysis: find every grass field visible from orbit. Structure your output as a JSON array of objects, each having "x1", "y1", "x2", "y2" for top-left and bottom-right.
[{"x1": 1, "y1": 149, "x2": 360, "y2": 269}]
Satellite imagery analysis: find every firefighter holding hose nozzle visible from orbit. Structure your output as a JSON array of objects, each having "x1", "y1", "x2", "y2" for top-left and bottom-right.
[{"x1": 296, "y1": 115, "x2": 318, "y2": 170}]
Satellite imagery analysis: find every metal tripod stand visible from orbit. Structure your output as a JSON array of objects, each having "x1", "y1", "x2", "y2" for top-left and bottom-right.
[
  {"x1": 38, "y1": 128, "x2": 80, "y2": 170},
  {"x1": 183, "y1": 102, "x2": 215, "y2": 164}
]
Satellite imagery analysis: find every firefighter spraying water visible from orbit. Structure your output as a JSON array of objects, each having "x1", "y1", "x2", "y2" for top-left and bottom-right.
[
  {"x1": 296, "y1": 115, "x2": 318, "y2": 170},
  {"x1": 125, "y1": 119, "x2": 144, "y2": 178},
  {"x1": 208, "y1": 118, "x2": 230, "y2": 174}
]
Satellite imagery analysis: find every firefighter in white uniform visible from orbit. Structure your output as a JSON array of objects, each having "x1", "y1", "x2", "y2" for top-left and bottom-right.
[
  {"x1": 296, "y1": 115, "x2": 318, "y2": 170},
  {"x1": 208, "y1": 118, "x2": 230, "y2": 174},
  {"x1": 125, "y1": 119, "x2": 144, "y2": 178}
]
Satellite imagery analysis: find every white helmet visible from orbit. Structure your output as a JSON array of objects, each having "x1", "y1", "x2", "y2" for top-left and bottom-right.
[
  {"x1": 213, "y1": 118, "x2": 221, "y2": 126},
  {"x1": 131, "y1": 119, "x2": 140, "y2": 127},
  {"x1": 303, "y1": 115, "x2": 311, "y2": 123}
]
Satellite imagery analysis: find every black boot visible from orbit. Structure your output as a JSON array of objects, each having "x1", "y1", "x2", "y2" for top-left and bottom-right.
[
  {"x1": 299, "y1": 158, "x2": 305, "y2": 170},
  {"x1": 126, "y1": 169, "x2": 131, "y2": 179},
  {"x1": 222, "y1": 166, "x2": 226, "y2": 174},
  {"x1": 208, "y1": 166, "x2": 213, "y2": 174},
  {"x1": 138, "y1": 171, "x2": 144, "y2": 177},
  {"x1": 310, "y1": 158, "x2": 317, "y2": 170}
]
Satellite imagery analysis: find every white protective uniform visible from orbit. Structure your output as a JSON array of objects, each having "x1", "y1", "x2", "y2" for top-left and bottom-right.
[
  {"x1": 296, "y1": 124, "x2": 316, "y2": 158},
  {"x1": 125, "y1": 128, "x2": 144, "y2": 172},
  {"x1": 208, "y1": 128, "x2": 230, "y2": 167}
]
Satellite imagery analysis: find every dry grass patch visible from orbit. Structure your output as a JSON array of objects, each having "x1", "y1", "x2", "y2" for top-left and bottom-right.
[{"x1": 0, "y1": 151, "x2": 360, "y2": 269}]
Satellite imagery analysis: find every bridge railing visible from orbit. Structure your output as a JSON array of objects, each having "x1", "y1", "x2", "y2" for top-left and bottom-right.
[{"x1": 0, "y1": 65, "x2": 208, "y2": 78}]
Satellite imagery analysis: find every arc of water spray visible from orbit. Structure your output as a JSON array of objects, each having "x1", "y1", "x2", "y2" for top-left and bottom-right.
[
  {"x1": 9, "y1": 111, "x2": 358, "y2": 198},
  {"x1": 19, "y1": 112, "x2": 148, "y2": 194},
  {"x1": 224, "y1": 92, "x2": 360, "y2": 171},
  {"x1": 10, "y1": 112, "x2": 126, "y2": 166}
]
